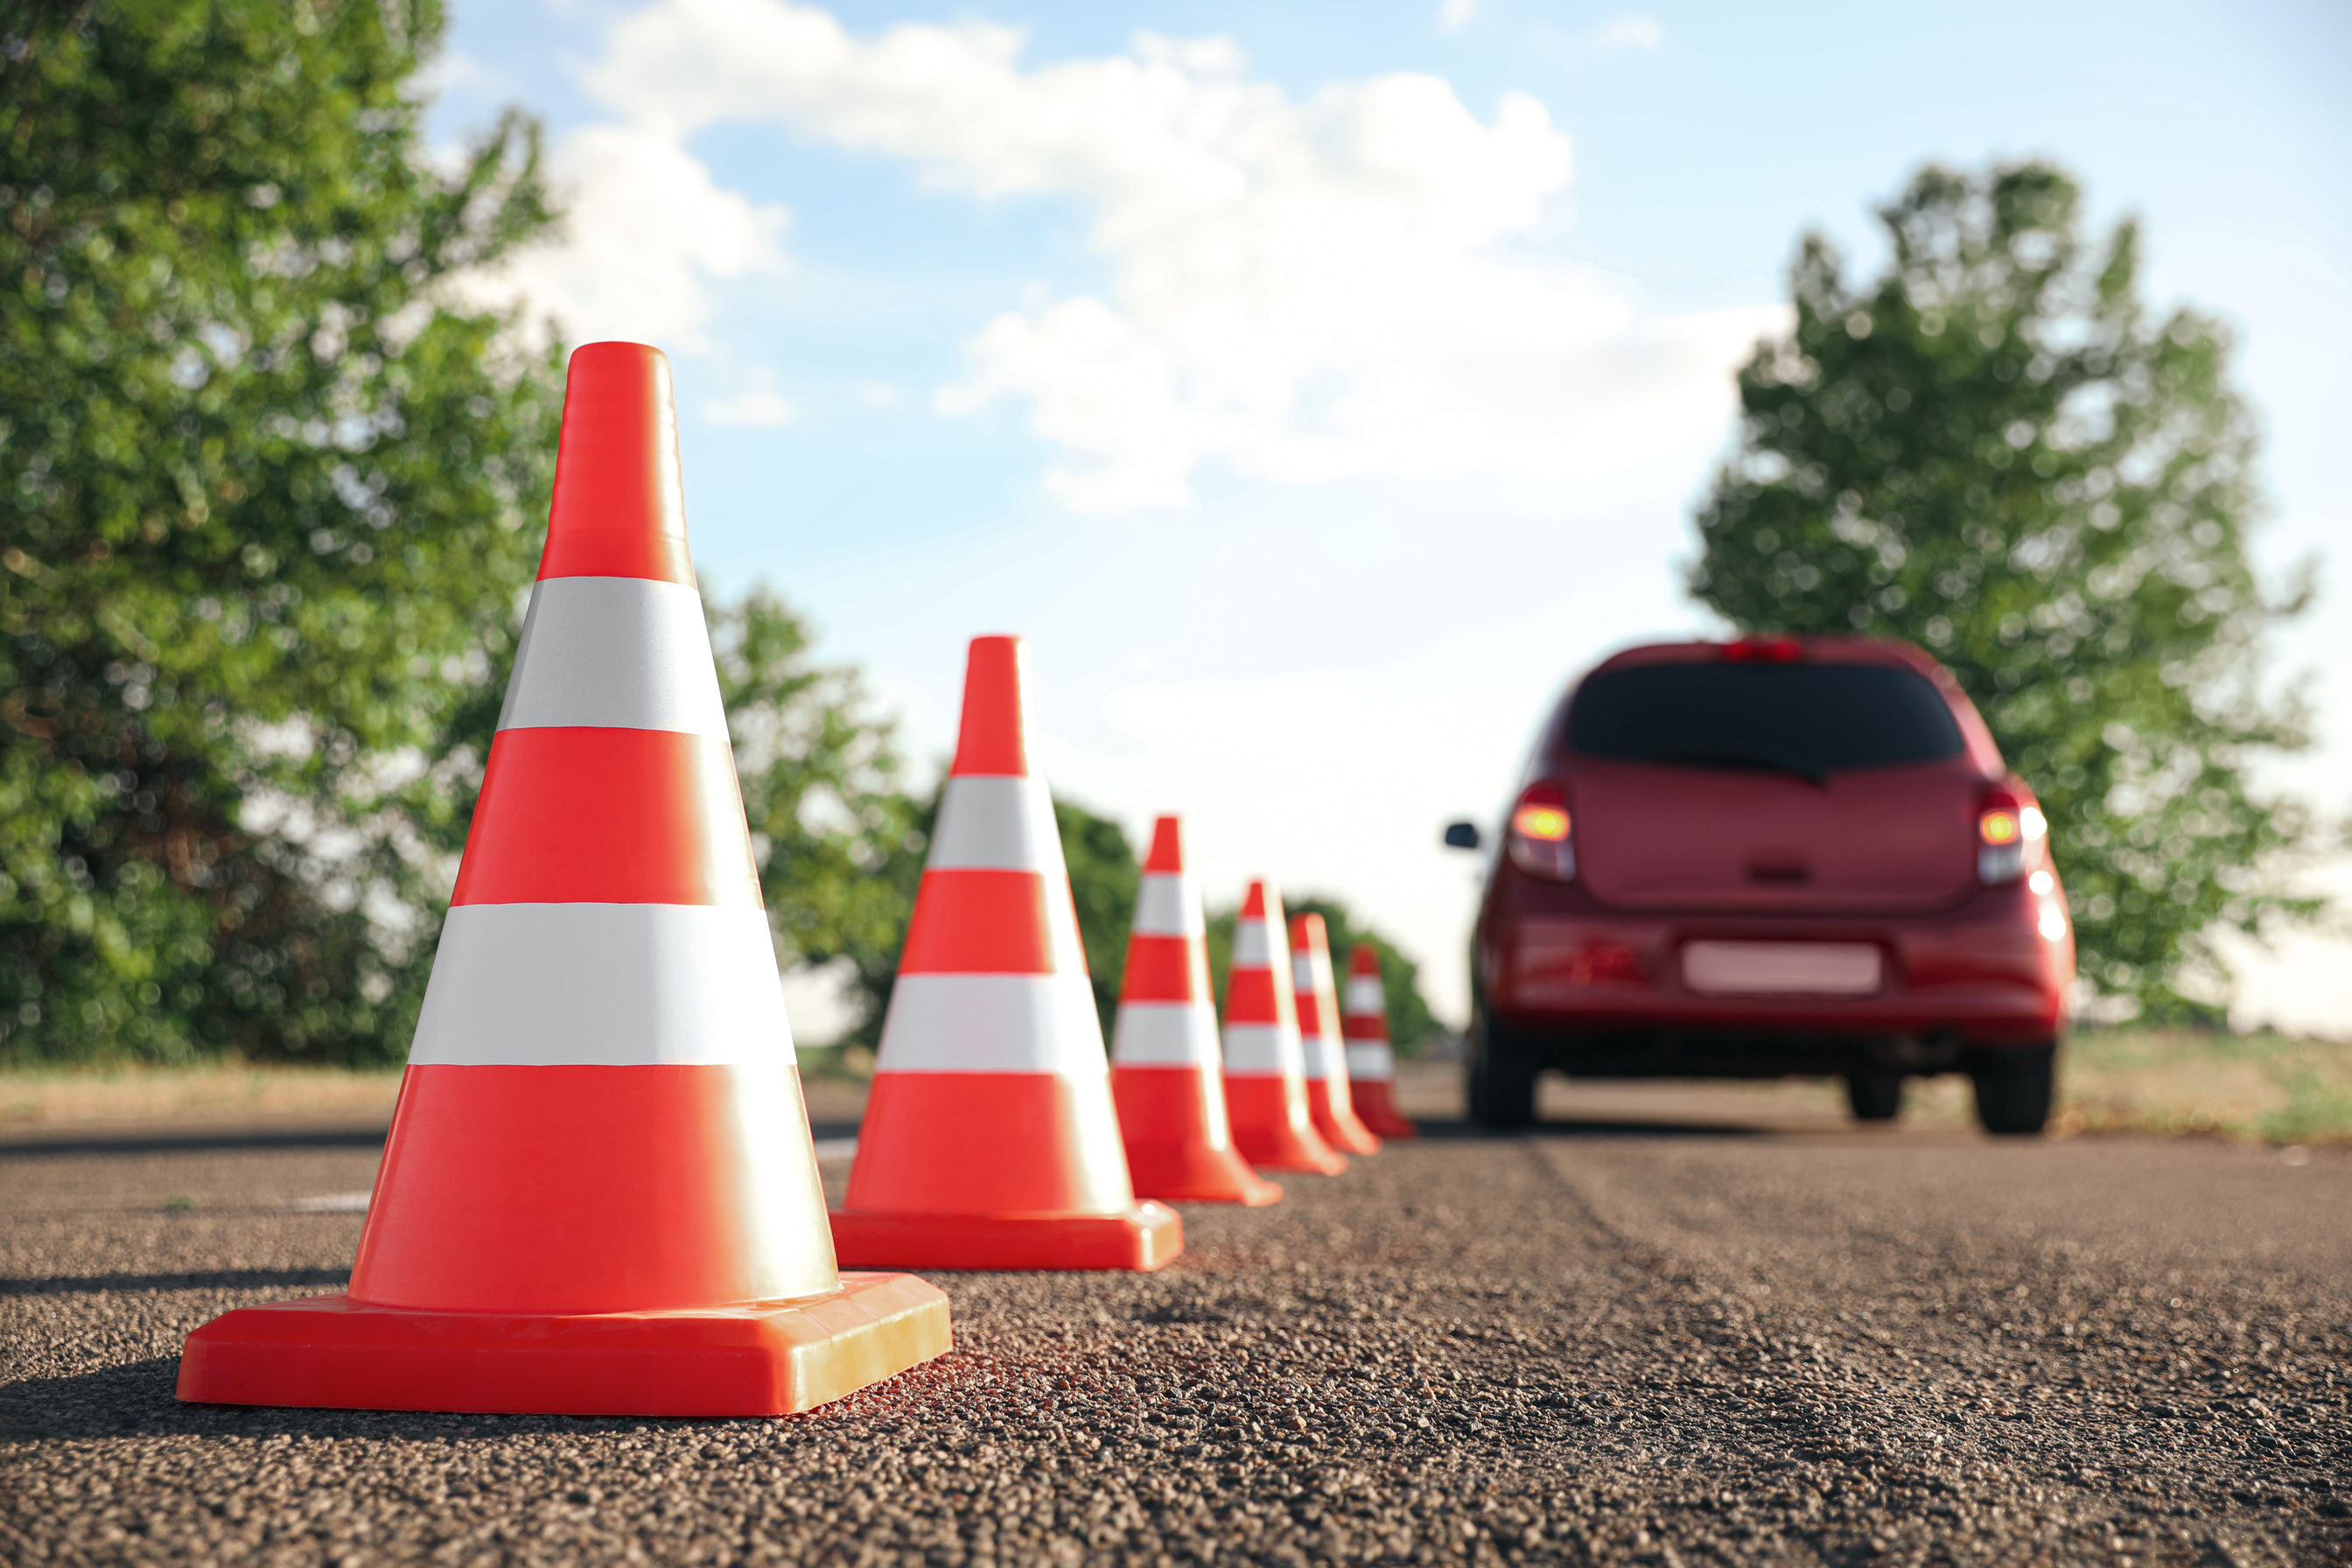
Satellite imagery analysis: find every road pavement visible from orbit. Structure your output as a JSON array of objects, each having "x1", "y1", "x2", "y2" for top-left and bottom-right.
[{"x1": 3, "y1": 1068, "x2": 2346, "y2": 1566}]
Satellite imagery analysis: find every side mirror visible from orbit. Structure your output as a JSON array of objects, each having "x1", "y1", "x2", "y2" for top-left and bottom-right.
[{"x1": 1443, "y1": 821, "x2": 1481, "y2": 851}]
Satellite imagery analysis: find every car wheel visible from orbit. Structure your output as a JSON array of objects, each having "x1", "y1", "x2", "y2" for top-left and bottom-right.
[
  {"x1": 1845, "y1": 1072, "x2": 1905, "y2": 1123},
  {"x1": 1466, "y1": 1011, "x2": 1539, "y2": 1129},
  {"x1": 1970, "y1": 1044, "x2": 2056, "y2": 1136}
]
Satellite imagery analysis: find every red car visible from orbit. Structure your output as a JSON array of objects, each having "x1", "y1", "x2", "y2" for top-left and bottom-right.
[{"x1": 1446, "y1": 635, "x2": 2074, "y2": 1135}]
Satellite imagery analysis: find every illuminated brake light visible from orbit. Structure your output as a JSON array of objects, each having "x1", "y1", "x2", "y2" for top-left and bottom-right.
[
  {"x1": 1512, "y1": 802, "x2": 1570, "y2": 841},
  {"x1": 1507, "y1": 783, "x2": 1576, "y2": 880},
  {"x1": 1978, "y1": 784, "x2": 2048, "y2": 885}
]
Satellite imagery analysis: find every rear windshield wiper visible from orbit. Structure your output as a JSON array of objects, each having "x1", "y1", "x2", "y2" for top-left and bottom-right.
[{"x1": 1642, "y1": 745, "x2": 1832, "y2": 789}]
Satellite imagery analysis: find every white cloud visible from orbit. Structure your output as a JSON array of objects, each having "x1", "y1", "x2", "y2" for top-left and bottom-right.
[
  {"x1": 703, "y1": 369, "x2": 798, "y2": 426},
  {"x1": 462, "y1": 123, "x2": 790, "y2": 353},
  {"x1": 1537, "y1": 14, "x2": 1666, "y2": 71},
  {"x1": 1437, "y1": 0, "x2": 1478, "y2": 32},
  {"x1": 1592, "y1": 15, "x2": 1664, "y2": 53},
  {"x1": 578, "y1": 0, "x2": 1774, "y2": 510}
]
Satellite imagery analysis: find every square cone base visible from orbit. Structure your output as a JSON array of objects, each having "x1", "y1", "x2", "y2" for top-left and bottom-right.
[
  {"x1": 174, "y1": 1272, "x2": 950, "y2": 1418},
  {"x1": 830, "y1": 1202, "x2": 1182, "y2": 1272}
]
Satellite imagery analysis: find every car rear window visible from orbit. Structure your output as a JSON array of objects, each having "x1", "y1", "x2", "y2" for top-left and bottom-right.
[{"x1": 1564, "y1": 662, "x2": 1966, "y2": 774}]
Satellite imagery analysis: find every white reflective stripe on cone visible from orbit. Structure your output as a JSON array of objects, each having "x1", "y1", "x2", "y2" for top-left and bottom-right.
[
  {"x1": 928, "y1": 775, "x2": 1063, "y2": 872},
  {"x1": 1223, "y1": 1022, "x2": 1300, "y2": 1077},
  {"x1": 1300, "y1": 1029, "x2": 1346, "y2": 1082},
  {"x1": 1111, "y1": 1001, "x2": 1221, "y2": 1068},
  {"x1": 1309, "y1": 953, "x2": 1337, "y2": 995},
  {"x1": 497, "y1": 577, "x2": 728, "y2": 737},
  {"x1": 1232, "y1": 920, "x2": 1278, "y2": 969},
  {"x1": 1343, "y1": 976, "x2": 1385, "y2": 1016},
  {"x1": 1131, "y1": 873, "x2": 1203, "y2": 938},
  {"x1": 875, "y1": 973, "x2": 1109, "y2": 1075},
  {"x1": 1346, "y1": 1041, "x2": 1396, "y2": 1082},
  {"x1": 411, "y1": 903, "x2": 794, "y2": 1065}
]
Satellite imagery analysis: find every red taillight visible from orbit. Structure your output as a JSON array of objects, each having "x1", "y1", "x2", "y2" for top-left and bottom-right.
[
  {"x1": 1978, "y1": 781, "x2": 2048, "y2": 885},
  {"x1": 1720, "y1": 635, "x2": 1804, "y2": 663},
  {"x1": 1567, "y1": 940, "x2": 1644, "y2": 985},
  {"x1": 1507, "y1": 782, "x2": 1576, "y2": 880},
  {"x1": 1512, "y1": 802, "x2": 1569, "y2": 842}
]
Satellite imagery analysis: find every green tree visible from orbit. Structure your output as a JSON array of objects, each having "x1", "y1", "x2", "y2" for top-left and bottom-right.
[
  {"x1": 1054, "y1": 797, "x2": 1138, "y2": 1038},
  {"x1": 713, "y1": 589, "x2": 924, "y2": 1028},
  {"x1": 1202, "y1": 895, "x2": 1442, "y2": 1057},
  {"x1": 1689, "y1": 162, "x2": 2316, "y2": 1020},
  {"x1": 1, "y1": 0, "x2": 560, "y2": 1064}
]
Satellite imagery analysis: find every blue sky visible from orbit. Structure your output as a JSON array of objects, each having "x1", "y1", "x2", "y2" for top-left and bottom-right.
[{"x1": 429, "y1": 0, "x2": 2352, "y2": 1033}]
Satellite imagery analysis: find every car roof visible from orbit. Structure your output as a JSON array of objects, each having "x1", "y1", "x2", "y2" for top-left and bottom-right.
[{"x1": 1587, "y1": 635, "x2": 1946, "y2": 676}]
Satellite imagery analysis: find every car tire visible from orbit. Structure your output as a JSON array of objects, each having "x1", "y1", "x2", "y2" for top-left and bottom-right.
[
  {"x1": 1970, "y1": 1045, "x2": 2056, "y2": 1137},
  {"x1": 1466, "y1": 1012, "x2": 1539, "y2": 1129},
  {"x1": 1845, "y1": 1072, "x2": 1905, "y2": 1123}
]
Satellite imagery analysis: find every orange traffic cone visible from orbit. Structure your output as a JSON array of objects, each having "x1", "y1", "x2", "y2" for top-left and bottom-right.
[
  {"x1": 1110, "y1": 818, "x2": 1282, "y2": 1207},
  {"x1": 1222, "y1": 881, "x2": 1347, "y2": 1175},
  {"x1": 830, "y1": 636, "x2": 1183, "y2": 1270},
  {"x1": 1343, "y1": 944, "x2": 1419, "y2": 1138},
  {"x1": 1292, "y1": 914, "x2": 1382, "y2": 1155},
  {"x1": 175, "y1": 342, "x2": 950, "y2": 1417}
]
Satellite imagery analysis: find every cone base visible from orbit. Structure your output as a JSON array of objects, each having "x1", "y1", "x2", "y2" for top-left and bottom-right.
[
  {"x1": 1307, "y1": 1082, "x2": 1383, "y2": 1156},
  {"x1": 830, "y1": 1203, "x2": 1183, "y2": 1271},
  {"x1": 1226, "y1": 1077, "x2": 1348, "y2": 1175},
  {"x1": 173, "y1": 1272, "x2": 949, "y2": 1418},
  {"x1": 1351, "y1": 1080, "x2": 1419, "y2": 1140},
  {"x1": 1113, "y1": 1066, "x2": 1281, "y2": 1206},
  {"x1": 1125, "y1": 1141, "x2": 1283, "y2": 1207}
]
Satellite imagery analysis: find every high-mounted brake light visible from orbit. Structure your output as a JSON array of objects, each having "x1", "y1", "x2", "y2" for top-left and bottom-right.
[
  {"x1": 1507, "y1": 782, "x2": 1575, "y2": 881},
  {"x1": 1720, "y1": 635, "x2": 1804, "y2": 663},
  {"x1": 1978, "y1": 782, "x2": 2048, "y2": 885}
]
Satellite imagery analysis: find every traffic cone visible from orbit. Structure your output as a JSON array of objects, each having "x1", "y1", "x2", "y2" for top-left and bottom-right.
[
  {"x1": 175, "y1": 342, "x2": 951, "y2": 1417},
  {"x1": 1110, "y1": 818, "x2": 1282, "y2": 1207},
  {"x1": 1292, "y1": 914, "x2": 1382, "y2": 1155},
  {"x1": 1343, "y1": 944, "x2": 1419, "y2": 1139},
  {"x1": 830, "y1": 636, "x2": 1183, "y2": 1270},
  {"x1": 1222, "y1": 881, "x2": 1347, "y2": 1175}
]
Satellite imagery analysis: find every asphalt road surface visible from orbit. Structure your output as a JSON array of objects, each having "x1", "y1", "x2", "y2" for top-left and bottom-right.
[{"x1": 3, "y1": 1071, "x2": 2346, "y2": 1567}]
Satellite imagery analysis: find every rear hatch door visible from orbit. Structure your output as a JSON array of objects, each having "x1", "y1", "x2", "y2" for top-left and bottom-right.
[
  {"x1": 1570, "y1": 758, "x2": 1980, "y2": 914},
  {"x1": 1560, "y1": 656, "x2": 1983, "y2": 914}
]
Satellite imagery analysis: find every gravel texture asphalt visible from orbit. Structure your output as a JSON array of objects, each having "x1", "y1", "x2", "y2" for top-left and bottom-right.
[{"x1": 2, "y1": 1075, "x2": 2347, "y2": 1567}]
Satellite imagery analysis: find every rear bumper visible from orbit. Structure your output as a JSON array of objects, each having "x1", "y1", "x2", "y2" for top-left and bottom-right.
[{"x1": 1480, "y1": 881, "x2": 2072, "y2": 1059}]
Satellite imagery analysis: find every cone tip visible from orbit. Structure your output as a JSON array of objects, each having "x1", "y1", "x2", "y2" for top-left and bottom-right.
[
  {"x1": 542, "y1": 340, "x2": 692, "y2": 585},
  {"x1": 1144, "y1": 816, "x2": 1185, "y2": 873},
  {"x1": 1240, "y1": 878, "x2": 1278, "y2": 921},
  {"x1": 1348, "y1": 943, "x2": 1382, "y2": 977},
  {"x1": 1289, "y1": 912, "x2": 1328, "y2": 952},
  {"x1": 951, "y1": 634, "x2": 1030, "y2": 777}
]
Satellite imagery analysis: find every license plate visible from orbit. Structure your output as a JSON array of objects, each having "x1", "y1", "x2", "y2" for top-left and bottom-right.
[{"x1": 1682, "y1": 941, "x2": 1883, "y2": 997}]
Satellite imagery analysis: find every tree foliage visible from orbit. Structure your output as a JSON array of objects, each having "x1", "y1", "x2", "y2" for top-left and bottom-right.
[
  {"x1": 1, "y1": 0, "x2": 560, "y2": 1064},
  {"x1": 714, "y1": 588, "x2": 922, "y2": 1022},
  {"x1": 1054, "y1": 797, "x2": 1140, "y2": 1039},
  {"x1": 1689, "y1": 163, "x2": 2315, "y2": 1019}
]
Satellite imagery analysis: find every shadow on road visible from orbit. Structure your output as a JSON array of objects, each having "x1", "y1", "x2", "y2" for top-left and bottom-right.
[
  {"x1": 0, "y1": 1357, "x2": 738, "y2": 1442},
  {"x1": 0, "y1": 1267, "x2": 354, "y2": 1298},
  {"x1": 1413, "y1": 1116, "x2": 1772, "y2": 1141},
  {"x1": 0, "y1": 1128, "x2": 390, "y2": 1159}
]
